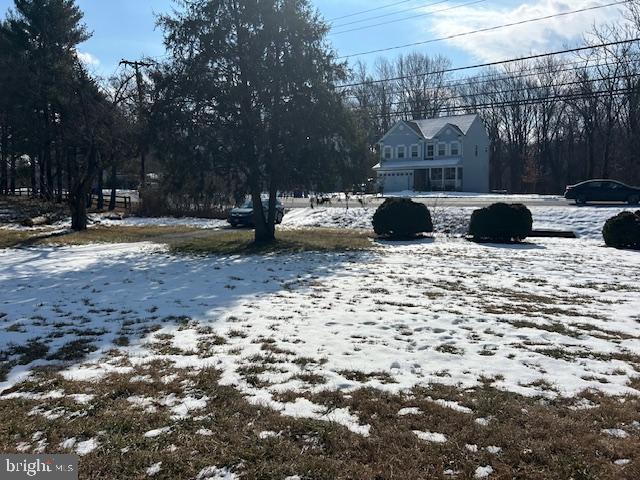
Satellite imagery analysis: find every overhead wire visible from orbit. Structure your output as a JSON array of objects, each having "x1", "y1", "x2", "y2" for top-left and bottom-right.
[
  {"x1": 337, "y1": 0, "x2": 630, "y2": 59},
  {"x1": 337, "y1": 38, "x2": 640, "y2": 88}
]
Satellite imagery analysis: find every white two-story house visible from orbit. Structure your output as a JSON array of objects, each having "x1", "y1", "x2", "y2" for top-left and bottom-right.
[{"x1": 373, "y1": 114, "x2": 490, "y2": 193}]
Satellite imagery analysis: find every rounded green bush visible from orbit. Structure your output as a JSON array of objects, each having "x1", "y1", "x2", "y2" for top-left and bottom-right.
[
  {"x1": 372, "y1": 198, "x2": 433, "y2": 238},
  {"x1": 469, "y1": 203, "x2": 533, "y2": 243},
  {"x1": 603, "y1": 211, "x2": 640, "y2": 250}
]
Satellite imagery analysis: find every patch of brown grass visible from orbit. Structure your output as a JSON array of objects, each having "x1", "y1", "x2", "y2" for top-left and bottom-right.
[
  {"x1": 169, "y1": 228, "x2": 374, "y2": 255},
  {"x1": 0, "y1": 229, "x2": 39, "y2": 248},
  {"x1": 0, "y1": 364, "x2": 638, "y2": 479},
  {"x1": 39, "y1": 225, "x2": 198, "y2": 245},
  {"x1": 8, "y1": 225, "x2": 375, "y2": 255}
]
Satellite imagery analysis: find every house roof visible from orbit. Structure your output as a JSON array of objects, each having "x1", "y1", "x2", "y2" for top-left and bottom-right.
[{"x1": 406, "y1": 114, "x2": 479, "y2": 139}]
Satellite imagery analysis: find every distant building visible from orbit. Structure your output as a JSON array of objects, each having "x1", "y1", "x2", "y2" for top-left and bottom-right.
[{"x1": 373, "y1": 114, "x2": 490, "y2": 193}]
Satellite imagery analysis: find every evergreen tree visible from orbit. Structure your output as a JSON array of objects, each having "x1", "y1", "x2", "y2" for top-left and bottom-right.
[
  {"x1": 157, "y1": 0, "x2": 349, "y2": 243},
  {"x1": 3, "y1": 0, "x2": 90, "y2": 200}
]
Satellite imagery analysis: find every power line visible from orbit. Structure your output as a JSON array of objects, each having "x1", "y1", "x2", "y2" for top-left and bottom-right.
[
  {"x1": 331, "y1": 0, "x2": 486, "y2": 36},
  {"x1": 344, "y1": 56, "x2": 635, "y2": 100},
  {"x1": 348, "y1": 74, "x2": 638, "y2": 112},
  {"x1": 337, "y1": 0, "x2": 630, "y2": 59},
  {"x1": 331, "y1": 0, "x2": 451, "y2": 29},
  {"x1": 338, "y1": 38, "x2": 640, "y2": 88},
  {"x1": 327, "y1": 0, "x2": 417, "y2": 23},
  {"x1": 363, "y1": 88, "x2": 635, "y2": 118}
]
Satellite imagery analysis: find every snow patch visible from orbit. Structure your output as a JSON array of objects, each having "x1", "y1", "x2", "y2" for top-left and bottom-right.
[
  {"x1": 75, "y1": 438, "x2": 99, "y2": 456},
  {"x1": 59, "y1": 438, "x2": 77, "y2": 450},
  {"x1": 397, "y1": 407, "x2": 421, "y2": 416},
  {"x1": 413, "y1": 430, "x2": 447, "y2": 443},
  {"x1": 474, "y1": 465, "x2": 494, "y2": 478},
  {"x1": 602, "y1": 428, "x2": 629, "y2": 439},
  {"x1": 146, "y1": 462, "x2": 162, "y2": 476},
  {"x1": 144, "y1": 427, "x2": 171, "y2": 438},
  {"x1": 196, "y1": 466, "x2": 239, "y2": 480}
]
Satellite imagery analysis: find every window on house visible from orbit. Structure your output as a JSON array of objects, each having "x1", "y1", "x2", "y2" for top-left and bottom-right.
[
  {"x1": 431, "y1": 168, "x2": 443, "y2": 181},
  {"x1": 457, "y1": 168, "x2": 463, "y2": 181},
  {"x1": 383, "y1": 146, "x2": 392, "y2": 160},
  {"x1": 445, "y1": 168, "x2": 457, "y2": 180},
  {"x1": 397, "y1": 146, "x2": 406, "y2": 159},
  {"x1": 426, "y1": 144, "x2": 434, "y2": 158},
  {"x1": 410, "y1": 145, "x2": 419, "y2": 158},
  {"x1": 475, "y1": 145, "x2": 478, "y2": 157},
  {"x1": 437, "y1": 143, "x2": 447, "y2": 156},
  {"x1": 450, "y1": 142, "x2": 460, "y2": 156}
]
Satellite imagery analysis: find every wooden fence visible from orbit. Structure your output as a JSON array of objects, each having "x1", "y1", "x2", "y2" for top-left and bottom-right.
[{"x1": 2, "y1": 188, "x2": 133, "y2": 210}]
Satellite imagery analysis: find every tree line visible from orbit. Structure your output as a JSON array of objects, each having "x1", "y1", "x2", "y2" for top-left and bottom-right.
[{"x1": 0, "y1": 0, "x2": 141, "y2": 229}]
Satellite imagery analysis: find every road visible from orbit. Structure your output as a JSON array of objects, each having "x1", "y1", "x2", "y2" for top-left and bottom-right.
[{"x1": 279, "y1": 195, "x2": 575, "y2": 209}]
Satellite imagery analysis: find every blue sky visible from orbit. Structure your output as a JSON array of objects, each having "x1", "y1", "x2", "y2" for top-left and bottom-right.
[{"x1": 0, "y1": 0, "x2": 628, "y2": 78}]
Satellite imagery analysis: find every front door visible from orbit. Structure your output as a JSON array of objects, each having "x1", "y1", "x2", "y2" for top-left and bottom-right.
[{"x1": 414, "y1": 169, "x2": 427, "y2": 191}]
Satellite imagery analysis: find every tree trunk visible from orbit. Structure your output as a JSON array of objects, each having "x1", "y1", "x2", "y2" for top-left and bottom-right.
[
  {"x1": 30, "y1": 156, "x2": 37, "y2": 196},
  {"x1": 109, "y1": 159, "x2": 117, "y2": 211},
  {"x1": 251, "y1": 186, "x2": 272, "y2": 244},
  {"x1": 586, "y1": 133, "x2": 595, "y2": 180},
  {"x1": 66, "y1": 149, "x2": 73, "y2": 195},
  {"x1": 0, "y1": 124, "x2": 7, "y2": 195},
  {"x1": 10, "y1": 155, "x2": 16, "y2": 194},
  {"x1": 97, "y1": 161, "x2": 104, "y2": 210},
  {"x1": 601, "y1": 140, "x2": 611, "y2": 179},
  {"x1": 55, "y1": 146, "x2": 63, "y2": 203},
  {"x1": 266, "y1": 179, "x2": 278, "y2": 238},
  {"x1": 39, "y1": 151, "x2": 47, "y2": 199},
  {"x1": 70, "y1": 192, "x2": 88, "y2": 230},
  {"x1": 45, "y1": 145, "x2": 53, "y2": 200},
  {"x1": 69, "y1": 146, "x2": 98, "y2": 231}
]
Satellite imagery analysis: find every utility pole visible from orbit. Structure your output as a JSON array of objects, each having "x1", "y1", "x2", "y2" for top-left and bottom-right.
[{"x1": 119, "y1": 59, "x2": 153, "y2": 188}]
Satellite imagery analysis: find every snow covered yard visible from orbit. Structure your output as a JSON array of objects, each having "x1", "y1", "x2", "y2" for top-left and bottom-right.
[{"x1": 0, "y1": 232, "x2": 639, "y2": 478}]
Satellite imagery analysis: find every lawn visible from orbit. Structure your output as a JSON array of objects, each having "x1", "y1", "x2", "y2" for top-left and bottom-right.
[
  {"x1": 0, "y1": 224, "x2": 638, "y2": 478},
  {"x1": 0, "y1": 225, "x2": 374, "y2": 254}
]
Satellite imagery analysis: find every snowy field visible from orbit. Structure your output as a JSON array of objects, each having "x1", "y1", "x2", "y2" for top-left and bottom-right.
[
  {"x1": 1, "y1": 203, "x2": 639, "y2": 477},
  {"x1": 1, "y1": 236, "x2": 639, "y2": 435}
]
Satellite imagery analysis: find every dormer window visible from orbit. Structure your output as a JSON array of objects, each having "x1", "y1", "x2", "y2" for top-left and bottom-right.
[
  {"x1": 397, "y1": 146, "x2": 406, "y2": 159},
  {"x1": 383, "y1": 146, "x2": 392, "y2": 160},
  {"x1": 451, "y1": 141, "x2": 460, "y2": 156},
  {"x1": 410, "y1": 145, "x2": 419, "y2": 158},
  {"x1": 437, "y1": 143, "x2": 447, "y2": 157}
]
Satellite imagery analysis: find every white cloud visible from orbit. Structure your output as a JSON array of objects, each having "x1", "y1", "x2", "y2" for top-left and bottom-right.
[
  {"x1": 427, "y1": 0, "x2": 629, "y2": 61},
  {"x1": 77, "y1": 51, "x2": 101, "y2": 67}
]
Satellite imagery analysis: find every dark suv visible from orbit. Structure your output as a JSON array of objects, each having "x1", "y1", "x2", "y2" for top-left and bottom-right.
[
  {"x1": 565, "y1": 180, "x2": 640, "y2": 205},
  {"x1": 228, "y1": 199, "x2": 285, "y2": 227}
]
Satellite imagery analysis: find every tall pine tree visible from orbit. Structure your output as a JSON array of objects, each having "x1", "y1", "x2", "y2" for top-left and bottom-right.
[{"x1": 157, "y1": 0, "x2": 349, "y2": 243}]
